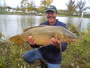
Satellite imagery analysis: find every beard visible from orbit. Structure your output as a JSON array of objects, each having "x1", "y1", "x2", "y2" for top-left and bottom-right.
[
  {"x1": 47, "y1": 16, "x2": 55, "y2": 19},
  {"x1": 47, "y1": 16, "x2": 56, "y2": 25}
]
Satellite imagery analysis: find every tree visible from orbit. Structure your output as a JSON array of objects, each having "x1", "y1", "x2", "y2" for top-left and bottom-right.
[
  {"x1": 41, "y1": 0, "x2": 53, "y2": 7},
  {"x1": 77, "y1": 0, "x2": 88, "y2": 16},
  {"x1": 40, "y1": 0, "x2": 53, "y2": 13},
  {"x1": 21, "y1": 0, "x2": 28, "y2": 12},
  {"x1": 16, "y1": 6, "x2": 20, "y2": 11},
  {"x1": 21, "y1": 0, "x2": 36, "y2": 12},
  {"x1": 66, "y1": 0, "x2": 77, "y2": 16},
  {"x1": 27, "y1": 1, "x2": 36, "y2": 12}
]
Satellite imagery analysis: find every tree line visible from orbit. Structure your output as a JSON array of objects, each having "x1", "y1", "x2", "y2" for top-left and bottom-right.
[
  {"x1": 0, "y1": 0, "x2": 90, "y2": 16},
  {"x1": 20, "y1": 0, "x2": 53, "y2": 13},
  {"x1": 20, "y1": 0, "x2": 90, "y2": 15}
]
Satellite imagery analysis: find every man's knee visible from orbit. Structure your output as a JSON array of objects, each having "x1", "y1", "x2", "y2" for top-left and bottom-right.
[
  {"x1": 23, "y1": 53, "x2": 33, "y2": 64},
  {"x1": 23, "y1": 53, "x2": 28, "y2": 61}
]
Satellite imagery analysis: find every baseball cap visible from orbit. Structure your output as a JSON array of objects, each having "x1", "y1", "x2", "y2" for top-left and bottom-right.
[{"x1": 46, "y1": 5, "x2": 57, "y2": 13}]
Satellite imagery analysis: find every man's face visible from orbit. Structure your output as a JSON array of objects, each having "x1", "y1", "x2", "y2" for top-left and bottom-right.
[{"x1": 46, "y1": 11, "x2": 57, "y2": 25}]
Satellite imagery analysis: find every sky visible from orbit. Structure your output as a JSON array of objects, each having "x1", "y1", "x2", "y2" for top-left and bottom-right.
[{"x1": 1, "y1": 0, "x2": 90, "y2": 11}]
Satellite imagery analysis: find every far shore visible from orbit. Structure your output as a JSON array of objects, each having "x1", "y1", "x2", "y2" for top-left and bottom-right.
[{"x1": 0, "y1": 12, "x2": 90, "y2": 18}]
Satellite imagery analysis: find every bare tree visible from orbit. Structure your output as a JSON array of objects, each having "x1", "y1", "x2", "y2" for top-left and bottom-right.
[
  {"x1": 77, "y1": 0, "x2": 87, "y2": 16},
  {"x1": 66, "y1": 0, "x2": 77, "y2": 16}
]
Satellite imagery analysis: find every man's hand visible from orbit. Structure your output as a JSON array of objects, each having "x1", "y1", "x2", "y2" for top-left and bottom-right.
[
  {"x1": 28, "y1": 36, "x2": 36, "y2": 45},
  {"x1": 50, "y1": 38, "x2": 60, "y2": 48}
]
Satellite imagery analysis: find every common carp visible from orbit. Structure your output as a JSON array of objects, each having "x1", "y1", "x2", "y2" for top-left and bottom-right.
[{"x1": 9, "y1": 25, "x2": 77, "y2": 45}]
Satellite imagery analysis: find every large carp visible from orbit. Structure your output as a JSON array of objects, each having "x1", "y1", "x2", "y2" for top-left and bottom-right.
[{"x1": 9, "y1": 25, "x2": 77, "y2": 45}]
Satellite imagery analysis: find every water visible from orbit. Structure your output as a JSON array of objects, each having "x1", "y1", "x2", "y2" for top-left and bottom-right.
[{"x1": 0, "y1": 15, "x2": 90, "y2": 39}]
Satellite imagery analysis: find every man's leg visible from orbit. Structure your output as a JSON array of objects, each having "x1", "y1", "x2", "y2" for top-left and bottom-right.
[
  {"x1": 47, "y1": 62, "x2": 61, "y2": 68},
  {"x1": 23, "y1": 48, "x2": 42, "y2": 63}
]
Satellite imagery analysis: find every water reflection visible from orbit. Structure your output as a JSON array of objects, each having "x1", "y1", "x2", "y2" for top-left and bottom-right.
[
  {"x1": 0, "y1": 15, "x2": 90, "y2": 39},
  {"x1": 20, "y1": 15, "x2": 46, "y2": 30},
  {"x1": 57, "y1": 16, "x2": 90, "y2": 32}
]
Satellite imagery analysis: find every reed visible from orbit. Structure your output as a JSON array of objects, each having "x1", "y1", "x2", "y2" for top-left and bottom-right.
[{"x1": 62, "y1": 31, "x2": 90, "y2": 68}]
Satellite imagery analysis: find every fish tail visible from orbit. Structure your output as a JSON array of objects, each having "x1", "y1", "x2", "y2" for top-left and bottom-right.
[{"x1": 9, "y1": 35, "x2": 23, "y2": 45}]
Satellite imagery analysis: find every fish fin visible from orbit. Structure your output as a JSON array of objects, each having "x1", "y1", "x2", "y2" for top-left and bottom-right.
[
  {"x1": 23, "y1": 25, "x2": 48, "y2": 32},
  {"x1": 9, "y1": 35, "x2": 23, "y2": 45}
]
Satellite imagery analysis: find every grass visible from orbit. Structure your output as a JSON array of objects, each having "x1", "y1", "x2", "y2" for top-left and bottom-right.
[
  {"x1": 58, "y1": 14, "x2": 90, "y2": 18},
  {"x1": 62, "y1": 31, "x2": 90, "y2": 68},
  {"x1": 0, "y1": 34, "x2": 35, "y2": 68}
]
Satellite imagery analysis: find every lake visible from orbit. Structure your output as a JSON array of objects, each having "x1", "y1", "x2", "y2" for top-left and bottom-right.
[{"x1": 0, "y1": 14, "x2": 90, "y2": 39}]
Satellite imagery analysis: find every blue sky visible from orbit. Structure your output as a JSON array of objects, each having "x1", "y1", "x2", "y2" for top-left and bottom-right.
[{"x1": 1, "y1": 0, "x2": 90, "y2": 11}]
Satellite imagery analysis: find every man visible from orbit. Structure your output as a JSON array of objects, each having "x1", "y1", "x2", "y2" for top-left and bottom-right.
[{"x1": 23, "y1": 5, "x2": 67, "y2": 68}]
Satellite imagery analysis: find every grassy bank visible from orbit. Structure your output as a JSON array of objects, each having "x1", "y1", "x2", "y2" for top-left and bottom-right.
[
  {"x1": 0, "y1": 11, "x2": 44, "y2": 16},
  {"x1": 58, "y1": 14, "x2": 90, "y2": 18}
]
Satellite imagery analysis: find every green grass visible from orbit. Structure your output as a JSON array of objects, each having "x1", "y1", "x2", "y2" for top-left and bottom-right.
[
  {"x1": 62, "y1": 31, "x2": 90, "y2": 68},
  {"x1": 0, "y1": 36, "x2": 35, "y2": 68},
  {"x1": 58, "y1": 14, "x2": 90, "y2": 18}
]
